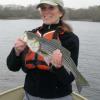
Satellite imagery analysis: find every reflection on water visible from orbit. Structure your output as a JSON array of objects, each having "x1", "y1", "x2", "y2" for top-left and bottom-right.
[{"x1": 0, "y1": 19, "x2": 100, "y2": 100}]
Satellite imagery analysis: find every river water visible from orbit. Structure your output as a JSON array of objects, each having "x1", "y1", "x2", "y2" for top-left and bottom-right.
[{"x1": 0, "y1": 19, "x2": 100, "y2": 100}]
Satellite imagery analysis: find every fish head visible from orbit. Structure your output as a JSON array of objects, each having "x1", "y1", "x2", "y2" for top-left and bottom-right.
[
  {"x1": 23, "y1": 31, "x2": 40, "y2": 52},
  {"x1": 27, "y1": 39, "x2": 40, "y2": 52}
]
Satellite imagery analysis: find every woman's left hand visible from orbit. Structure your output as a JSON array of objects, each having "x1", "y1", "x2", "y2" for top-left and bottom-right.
[{"x1": 51, "y1": 49, "x2": 63, "y2": 68}]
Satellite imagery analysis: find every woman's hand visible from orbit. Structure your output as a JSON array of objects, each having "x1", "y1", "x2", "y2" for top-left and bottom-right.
[
  {"x1": 51, "y1": 49, "x2": 63, "y2": 68},
  {"x1": 14, "y1": 38, "x2": 26, "y2": 56}
]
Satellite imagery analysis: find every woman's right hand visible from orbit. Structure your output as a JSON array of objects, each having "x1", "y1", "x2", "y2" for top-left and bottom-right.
[{"x1": 14, "y1": 38, "x2": 27, "y2": 56}]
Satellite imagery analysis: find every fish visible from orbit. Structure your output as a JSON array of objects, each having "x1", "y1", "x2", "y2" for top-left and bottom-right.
[{"x1": 22, "y1": 31, "x2": 89, "y2": 93}]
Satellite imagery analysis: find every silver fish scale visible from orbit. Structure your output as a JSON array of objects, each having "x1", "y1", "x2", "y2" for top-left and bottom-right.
[{"x1": 39, "y1": 38, "x2": 83, "y2": 80}]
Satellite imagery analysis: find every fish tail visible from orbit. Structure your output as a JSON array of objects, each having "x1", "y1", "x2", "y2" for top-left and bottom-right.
[{"x1": 75, "y1": 75, "x2": 89, "y2": 93}]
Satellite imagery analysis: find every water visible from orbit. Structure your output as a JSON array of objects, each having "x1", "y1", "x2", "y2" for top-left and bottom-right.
[{"x1": 0, "y1": 19, "x2": 100, "y2": 100}]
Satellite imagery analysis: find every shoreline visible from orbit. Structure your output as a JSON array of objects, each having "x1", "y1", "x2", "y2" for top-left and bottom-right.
[{"x1": 0, "y1": 18, "x2": 100, "y2": 22}]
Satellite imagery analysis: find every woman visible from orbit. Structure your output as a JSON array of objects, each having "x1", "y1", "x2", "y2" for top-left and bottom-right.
[{"x1": 7, "y1": 0, "x2": 79, "y2": 100}]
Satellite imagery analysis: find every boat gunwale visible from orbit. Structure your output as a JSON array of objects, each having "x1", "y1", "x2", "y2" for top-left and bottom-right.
[
  {"x1": 0, "y1": 86, "x2": 88, "y2": 100},
  {"x1": 0, "y1": 86, "x2": 23, "y2": 96}
]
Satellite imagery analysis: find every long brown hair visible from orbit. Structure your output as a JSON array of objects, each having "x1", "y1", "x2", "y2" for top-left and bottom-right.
[{"x1": 58, "y1": 5, "x2": 73, "y2": 32}]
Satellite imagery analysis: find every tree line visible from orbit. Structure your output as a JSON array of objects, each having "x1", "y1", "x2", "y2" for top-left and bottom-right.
[{"x1": 0, "y1": 5, "x2": 100, "y2": 22}]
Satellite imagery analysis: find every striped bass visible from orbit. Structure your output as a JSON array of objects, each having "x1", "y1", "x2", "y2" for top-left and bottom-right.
[{"x1": 22, "y1": 31, "x2": 89, "y2": 93}]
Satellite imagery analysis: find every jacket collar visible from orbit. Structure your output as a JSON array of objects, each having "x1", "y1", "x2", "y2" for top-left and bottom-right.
[{"x1": 40, "y1": 20, "x2": 62, "y2": 34}]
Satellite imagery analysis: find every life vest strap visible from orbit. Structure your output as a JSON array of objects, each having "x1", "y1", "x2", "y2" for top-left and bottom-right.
[{"x1": 26, "y1": 60, "x2": 48, "y2": 66}]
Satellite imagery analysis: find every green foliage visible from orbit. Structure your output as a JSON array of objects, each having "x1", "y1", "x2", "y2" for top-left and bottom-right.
[
  {"x1": 65, "y1": 6, "x2": 100, "y2": 22},
  {"x1": 0, "y1": 4, "x2": 100, "y2": 22},
  {"x1": 0, "y1": 5, "x2": 40, "y2": 19}
]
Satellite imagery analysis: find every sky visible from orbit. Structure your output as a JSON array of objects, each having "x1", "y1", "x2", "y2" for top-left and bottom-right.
[{"x1": 0, "y1": 0, "x2": 100, "y2": 9}]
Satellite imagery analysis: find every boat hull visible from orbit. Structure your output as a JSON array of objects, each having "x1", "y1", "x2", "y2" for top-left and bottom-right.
[{"x1": 0, "y1": 86, "x2": 88, "y2": 100}]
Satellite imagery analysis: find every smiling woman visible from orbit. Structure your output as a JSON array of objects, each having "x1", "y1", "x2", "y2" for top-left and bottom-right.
[
  {"x1": 6, "y1": 0, "x2": 79, "y2": 100},
  {"x1": 38, "y1": 4, "x2": 63, "y2": 24}
]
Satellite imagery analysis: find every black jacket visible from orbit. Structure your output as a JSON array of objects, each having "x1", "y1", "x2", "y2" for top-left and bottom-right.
[{"x1": 7, "y1": 21, "x2": 79, "y2": 98}]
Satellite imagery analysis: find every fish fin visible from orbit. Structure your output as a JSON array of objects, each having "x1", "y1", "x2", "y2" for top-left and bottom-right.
[
  {"x1": 76, "y1": 81, "x2": 83, "y2": 93},
  {"x1": 75, "y1": 76, "x2": 89, "y2": 93},
  {"x1": 40, "y1": 49, "x2": 49, "y2": 56}
]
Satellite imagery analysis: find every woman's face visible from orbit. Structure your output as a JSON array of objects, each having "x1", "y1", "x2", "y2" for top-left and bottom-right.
[{"x1": 39, "y1": 4, "x2": 62, "y2": 24}]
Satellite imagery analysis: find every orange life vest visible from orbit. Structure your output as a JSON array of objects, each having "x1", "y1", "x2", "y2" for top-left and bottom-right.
[{"x1": 24, "y1": 30, "x2": 63, "y2": 71}]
